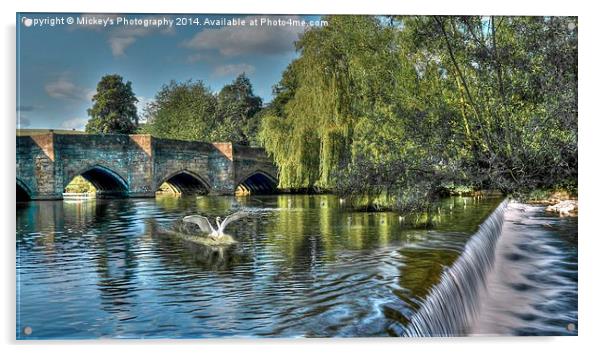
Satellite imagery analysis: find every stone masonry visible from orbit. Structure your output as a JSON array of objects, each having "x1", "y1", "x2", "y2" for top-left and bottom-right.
[{"x1": 16, "y1": 133, "x2": 278, "y2": 200}]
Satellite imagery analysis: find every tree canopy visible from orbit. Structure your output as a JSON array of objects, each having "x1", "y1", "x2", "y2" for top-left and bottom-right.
[
  {"x1": 86, "y1": 74, "x2": 139, "y2": 134},
  {"x1": 89, "y1": 16, "x2": 577, "y2": 210},
  {"x1": 259, "y1": 15, "x2": 577, "y2": 207},
  {"x1": 214, "y1": 74, "x2": 263, "y2": 145},
  {"x1": 141, "y1": 80, "x2": 217, "y2": 141},
  {"x1": 142, "y1": 73, "x2": 263, "y2": 145}
]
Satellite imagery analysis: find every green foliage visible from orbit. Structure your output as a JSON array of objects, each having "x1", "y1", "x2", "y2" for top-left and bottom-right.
[
  {"x1": 213, "y1": 74, "x2": 263, "y2": 145},
  {"x1": 143, "y1": 74, "x2": 263, "y2": 145},
  {"x1": 259, "y1": 15, "x2": 577, "y2": 210},
  {"x1": 406, "y1": 16, "x2": 578, "y2": 194},
  {"x1": 143, "y1": 80, "x2": 217, "y2": 141},
  {"x1": 85, "y1": 74, "x2": 138, "y2": 134},
  {"x1": 64, "y1": 176, "x2": 96, "y2": 194},
  {"x1": 260, "y1": 16, "x2": 393, "y2": 189}
]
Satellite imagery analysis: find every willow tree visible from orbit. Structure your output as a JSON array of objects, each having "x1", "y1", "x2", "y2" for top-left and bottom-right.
[
  {"x1": 260, "y1": 16, "x2": 398, "y2": 190},
  {"x1": 261, "y1": 15, "x2": 577, "y2": 205}
]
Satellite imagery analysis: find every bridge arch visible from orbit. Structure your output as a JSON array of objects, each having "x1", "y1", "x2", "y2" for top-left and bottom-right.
[
  {"x1": 156, "y1": 170, "x2": 210, "y2": 195},
  {"x1": 236, "y1": 170, "x2": 278, "y2": 195},
  {"x1": 16, "y1": 178, "x2": 32, "y2": 201},
  {"x1": 64, "y1": 164, "x2": 129, "y2": 198}
]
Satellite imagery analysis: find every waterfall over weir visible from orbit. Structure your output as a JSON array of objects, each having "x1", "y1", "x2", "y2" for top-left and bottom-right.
[{"x1": 403, "y1": 199, "x2": 509, "y2": 337}]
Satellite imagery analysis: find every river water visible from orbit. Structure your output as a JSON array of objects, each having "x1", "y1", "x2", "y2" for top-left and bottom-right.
[
  {"x1": 471, "y1": 203, "x2": 578, "y2": 336},
  {"x1": 16, "y1": 195, "x2": 577, "y2": 339}
]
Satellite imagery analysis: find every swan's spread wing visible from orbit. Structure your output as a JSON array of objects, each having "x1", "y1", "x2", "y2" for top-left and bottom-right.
[
  {"x1": 219, "y1": 211, "x2": 249, "y2": 233},
  {"x1": 183, "y1": 215, "x2": 215, "y2": 234}
]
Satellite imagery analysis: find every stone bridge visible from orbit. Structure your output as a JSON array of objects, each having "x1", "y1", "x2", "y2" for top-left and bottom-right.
[{"x1": 16, "y1": 133, "x2": 279, "y2": 200}]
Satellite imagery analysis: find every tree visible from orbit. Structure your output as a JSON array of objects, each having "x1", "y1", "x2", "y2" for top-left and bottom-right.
[
  {"x1": 142, "y1": 75, "x2": 263, "y2": 145},
  {"x1": 214, "y1": 73, "x2": 263, "y2": 145},
  {"x1": 259, "y1": 15, "x2": 577, "y2": 208},
  {"x1": 85, "y1": 74, "x2": 138, "y2": 134},
  {"x1": 259, "y1": 16, "x2": 399, "y2": 190},
  {"x1": 403, "y1": 16, "x2": 578, "y2": 192},
  {"x1": 143, "y1": 80, "x2": 217, "y2": 141}
]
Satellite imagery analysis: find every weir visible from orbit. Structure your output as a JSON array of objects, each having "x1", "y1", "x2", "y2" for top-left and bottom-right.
[{"x1": 403, "y1": 199, "x2": 509, "y2": 337}]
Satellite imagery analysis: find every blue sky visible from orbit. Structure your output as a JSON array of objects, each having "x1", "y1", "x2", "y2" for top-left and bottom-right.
[{"x1": 17, "y1": 13, "x2": 319, "y2": 130}]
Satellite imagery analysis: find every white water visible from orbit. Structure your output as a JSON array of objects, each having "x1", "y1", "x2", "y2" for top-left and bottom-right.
[
  {"x1": 404, "y1": 200, "x2": 508, "y2": 336},
  {"x1": 404, "y1": 200, "x2": 578, "y2": 337},
  {"x1": 470, "y1": 203, "x2": 578, "y2": 336}
]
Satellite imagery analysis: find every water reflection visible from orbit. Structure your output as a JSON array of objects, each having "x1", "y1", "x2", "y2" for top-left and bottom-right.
[
  {"x1": 16, "y1": 195, "x2": 575, "y2": 339},
  {"x1": 150, "y1": 221, "x2": 251, "y2": 271}
]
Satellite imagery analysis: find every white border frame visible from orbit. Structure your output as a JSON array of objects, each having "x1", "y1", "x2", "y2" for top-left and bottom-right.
[{"x1": 3, "y1": 1, "x2": 600, "y2": 352}]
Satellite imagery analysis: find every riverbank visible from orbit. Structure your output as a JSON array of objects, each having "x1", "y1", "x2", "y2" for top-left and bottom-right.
[
  {"x1": 525, "y1": 189, "x2": 578, "y2": 205},
  {"x1": 524, "y1": 189, "x2": 578, "y2": 217},
  {"x1": 334, "y1": 186, "x2": 577, "y2": 215}
]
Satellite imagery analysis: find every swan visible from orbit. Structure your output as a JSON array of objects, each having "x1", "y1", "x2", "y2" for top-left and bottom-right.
[{"x1": 183, "y1": 211, "x2": 249, "y2": 240}]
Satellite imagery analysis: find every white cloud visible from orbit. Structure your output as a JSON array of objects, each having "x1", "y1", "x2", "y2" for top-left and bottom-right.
[
  {"x1": 45, "y1": 77, "x2": 94, "y2": 101},
  {"x1": 107, "y1": 16, "x2": 175, "y2": 57},
  {"x1": 213, "y1": 63, "x2": 256, "y2": 77},
  {"x1": 60, "y1": 117, "x2": 89, "y2": 131},
  {"x1": 186, "y1": 53, "x2": 211, "y2": 64},
  {"x1": 18, "y1": 116, "x2": 31, "y2": 128},
  {"x1": 86, "y1": 89, "x2": 96, "y2": 101},
  {"x1": 135, "y1": 96, "x2": 154, "y2": 122},
  {"x1": 109, "y1": 36, "x2": 137, "y2": 56},
  {"x1": 17, "y1": 105, "x2": 38, "y2": 128},
  {"x1": 182, "y1": 16, "x2": 305, "y2": 57},
  {"x1": 69, "y1": 14, "x2": 176, "y2": 56}
]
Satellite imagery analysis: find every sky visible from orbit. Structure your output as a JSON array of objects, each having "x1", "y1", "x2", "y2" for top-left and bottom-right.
[{"x1": 16, "y1": 13, "x2": 322, "y2": 130}]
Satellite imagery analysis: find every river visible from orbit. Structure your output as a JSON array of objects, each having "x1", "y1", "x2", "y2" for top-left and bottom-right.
[{"x1": 15, "y1": 195, "x2": 577, "y2": 339}]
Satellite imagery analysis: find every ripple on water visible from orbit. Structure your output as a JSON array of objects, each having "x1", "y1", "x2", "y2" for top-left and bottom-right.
[{"x1": 16, "y1": 196, "x2": 575, "y2": 339}]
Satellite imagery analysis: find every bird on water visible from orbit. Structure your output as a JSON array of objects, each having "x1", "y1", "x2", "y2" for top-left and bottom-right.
[{"x1": 183, "y1": 211, "x2": 249, "y2": 240}]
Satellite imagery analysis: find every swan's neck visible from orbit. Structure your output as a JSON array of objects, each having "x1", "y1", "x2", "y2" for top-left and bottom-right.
[{"x1": 215, "y1": 218, "x2": 222, "y2": 231}]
